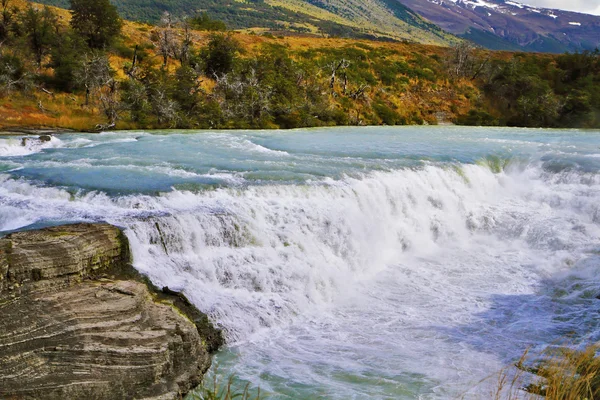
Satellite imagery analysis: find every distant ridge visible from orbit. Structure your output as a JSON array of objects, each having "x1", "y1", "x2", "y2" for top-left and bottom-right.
[{"x1": 397, "y1": 0, "x2": 600, "y2": 52}]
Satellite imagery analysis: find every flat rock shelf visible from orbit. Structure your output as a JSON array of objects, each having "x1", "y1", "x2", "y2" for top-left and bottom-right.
[{"x1": 0, "y1": 223, "x2": 222, "y2": 400}]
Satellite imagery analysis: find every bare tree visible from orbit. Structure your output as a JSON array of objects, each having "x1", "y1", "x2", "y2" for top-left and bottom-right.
[
  {"x1": 348, "y1": 84, "x2": 370, "y2": 100},
  {"x1": 98, "y1": 79, "x2": 121, "y2": 127},
  {"x1": 154, "y1": 12, "x2": 178, "y2": 68},
  {"x1": 176, "y1": 20, "x2": 193, "y2": 65},
  {"x1": 125, "y1": 44, "x2": 139, "y2": 78},
  {"x1": 0, "y1": 52, "x2": 29, "y2": 94},
  {"x1": 214, "y1": 69, "x2": 272, "y2": 122},
  {"x1": 0, "y1": 62, "x2": 27, "y2": 93},
  {"x1": 74, "y1": 52, "x2": 114, "y2": 105},
  {"x1": 326, "y1": 59, "x2": 350, "y2": 93},
  {"x1": 72, "y1": 52, "x2": 122, "y2": 128},
  {"x1": 447, "y1": 41, "x2": 490, "y2": 80},
  {"x1": 150, "y1": 86, "x2": 180, "y2": 127}
]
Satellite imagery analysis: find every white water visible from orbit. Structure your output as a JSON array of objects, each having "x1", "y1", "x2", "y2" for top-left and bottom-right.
[
  {"x1": 0, "y1": 135, "x2": 62, "y2": 157},
  {"x1": 1, "y1": 127, "x2": 599, "y2": 398}
]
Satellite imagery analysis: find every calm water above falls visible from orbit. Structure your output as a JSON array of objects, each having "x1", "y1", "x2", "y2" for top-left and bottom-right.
[{"x1": 1, "y1": 126, "x2": 600, "y2": 398}]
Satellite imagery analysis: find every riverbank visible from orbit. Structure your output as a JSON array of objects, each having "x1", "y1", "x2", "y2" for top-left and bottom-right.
[
  {"x1": 0, "y1": 127, "x2": 75, "y2": 135},
  {"x1": 2, "y1": 1, "x2": 598, "y2": 133}
]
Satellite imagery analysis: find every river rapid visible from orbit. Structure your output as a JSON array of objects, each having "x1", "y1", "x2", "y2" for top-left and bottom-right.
[{"x1": 1, "y1": 126, "x2": 600, "y2": 399}]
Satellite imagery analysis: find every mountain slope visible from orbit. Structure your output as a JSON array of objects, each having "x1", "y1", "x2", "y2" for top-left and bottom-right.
[
  {"x1": 35, "y1": 0, "x2": 456, "y2": 45},
  {"x1": 397, "y1": 0, "x2": 600, "y2": 52}
]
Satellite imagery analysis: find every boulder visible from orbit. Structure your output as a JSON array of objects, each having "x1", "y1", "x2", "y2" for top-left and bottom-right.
[{"x1": 0, "y1": 223, "x2": 222, "y2": 400}]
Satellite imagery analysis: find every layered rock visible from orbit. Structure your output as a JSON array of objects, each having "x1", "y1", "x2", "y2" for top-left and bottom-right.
[{"x1": 0, "y1": 223, "x2": 222, "y2": 400}]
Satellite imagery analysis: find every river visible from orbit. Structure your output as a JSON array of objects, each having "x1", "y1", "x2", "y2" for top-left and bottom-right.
[{"x1": 1, "y1": 126, "x2": 600, "y2": 399}]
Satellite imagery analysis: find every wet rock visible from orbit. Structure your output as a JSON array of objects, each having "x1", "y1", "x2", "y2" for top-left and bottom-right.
[
  {"x1": 39, "y1": 134, "x2": 52, "y2": 142},
  {"x1": 0, "y1": 223, "x2": 222, "y2": 400}
]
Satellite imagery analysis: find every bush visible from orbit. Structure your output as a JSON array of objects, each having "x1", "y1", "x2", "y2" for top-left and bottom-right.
[
  {"x1": 189, "y1": 12, "x2": 227, "y2": 32},
  {"x1": 373, "y1": 102, "x2": 401, "y2": 125},
  {"x1": 456, "y1": 109, "x2": 499, "y2": 126}
]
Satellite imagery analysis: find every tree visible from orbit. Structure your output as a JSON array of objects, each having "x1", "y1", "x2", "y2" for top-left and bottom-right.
[
  {"x1": 177, "y1": 20, "x2": 193, "y2": 66},
  {"x1": 201, "y1": 34, "x2": 240, "y2": 78},
  {"x1": 326, "y1": 58, "x2": 350, "y2": 93},
  {"x1": 446, "y1": 41, "x2": 490, "y2": 80},
  {"x1": 0, "y1": 52, "x2": 28, "y2": 94},
  {"x1": 20, "y1": 5, "x2": 58, "y2": 66},
  {"x1": 98, "y1": 78, "x2": 121, "y2": 128},
  {"x1": 48, "y1": 32, "x2": 87, "y2": 91},
  {"x1": 172, "y1": 65, "x2": 201, "y2": 113},
  {"x1": 121, "y1": 78, "x2": 151, "y2": 123},
  {"x1": 188, "y1": 13, "x2": 226, "y2": 32},
  {"x1": 73, "y1": 51, "x2": 114, "y2": 105},
  {"x1": 213, "y1": 67, "x2": 273, "y2": 126},
  {"x1": 153, "y1": 12, "x2": 177, "y2": 68},
  {"x1": 69, "y1": 0, "x2": 122, "y2": 49},
  {"x1": 152, "y1": 13, "x2": 194, "y2": 67}
]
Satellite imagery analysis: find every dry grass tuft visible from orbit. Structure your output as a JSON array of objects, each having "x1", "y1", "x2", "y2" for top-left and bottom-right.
[{"x1": 481, "y1": 345, "x2": 600, "y2": 400}]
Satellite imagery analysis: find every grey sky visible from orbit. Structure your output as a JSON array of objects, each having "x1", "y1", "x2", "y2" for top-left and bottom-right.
[{"x1": 523, "y1": 0, "x2": 600, "y2": 15}]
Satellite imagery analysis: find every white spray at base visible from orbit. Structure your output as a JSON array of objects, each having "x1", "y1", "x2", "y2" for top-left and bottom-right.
[{"x1": 119, "y1": 163, "x2": 600, "y2": 342}]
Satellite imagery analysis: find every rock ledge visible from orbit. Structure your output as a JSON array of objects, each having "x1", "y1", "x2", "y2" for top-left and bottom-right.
[{"x1": 0, "y1": 223, "x2": 222, "y2": 400}]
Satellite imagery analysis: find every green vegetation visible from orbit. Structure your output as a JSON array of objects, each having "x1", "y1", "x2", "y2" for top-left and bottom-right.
[
  {"x1": 476, "y1": 50, "x2": 600, "y2": 128},
  {"x1": 189, "y1": 13, "x2": 226, "y2": 32},
  {"x1": 69, "y1": 0, "x2": 122, "y2": 49},
  {"x1": 0, "y1": 0, "x2": 598, "y2": 130},
  {"x1": 187, "y1": 372, "x2": 262, "y2": 400}
]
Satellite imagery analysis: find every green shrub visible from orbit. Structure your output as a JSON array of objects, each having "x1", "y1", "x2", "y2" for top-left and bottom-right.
[{"x1": 456, "y1": 109, "x2": 499, "y2": 126}]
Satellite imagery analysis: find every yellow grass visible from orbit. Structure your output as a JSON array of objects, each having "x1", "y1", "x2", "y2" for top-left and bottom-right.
[
  {"x1": 464, "y1": 346, "x2": 600, "y2": 400},
  {"x1": 0, "y1": 92, "x2": 102, "y2": 131}
]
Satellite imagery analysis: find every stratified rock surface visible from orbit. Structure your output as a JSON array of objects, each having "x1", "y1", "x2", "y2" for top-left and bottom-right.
[{"x1": 0, "y1": 223, "x2": 220, "y2": 400}]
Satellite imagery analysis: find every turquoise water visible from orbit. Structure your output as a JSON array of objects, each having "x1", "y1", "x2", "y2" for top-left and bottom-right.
[{"x1": 1, "y1": 126, "x2": 600, "y2": 398}]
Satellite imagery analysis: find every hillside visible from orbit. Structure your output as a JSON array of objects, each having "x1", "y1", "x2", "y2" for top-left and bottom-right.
[
  {"x1": 398, "y1": 0, "x2": 600, "y2": 52},
  {"x1": 34, "y1": 0, "x2": 600, "y2": 53},
  {"x1": 0, "y1": 0, "x2": 599, "y2": 131},
  {"x1": 34, "y1": 0, "x2": 456, "y2": 45}
]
